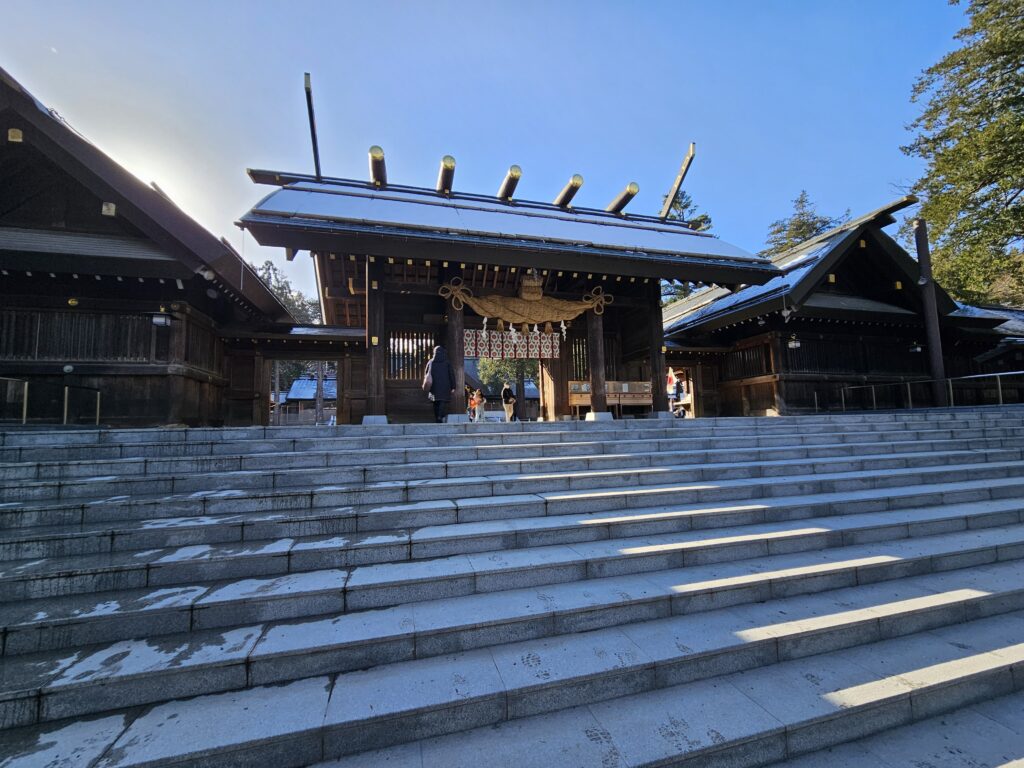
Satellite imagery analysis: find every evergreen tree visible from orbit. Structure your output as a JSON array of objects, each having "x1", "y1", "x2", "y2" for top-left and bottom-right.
[
  {"x1": 760, "y1": 191, "x2": 848, "y2": 259},
  {"x1": 660, "y1": 190, "x2": 713, "y2": 303},
  {"x1": 662, "y1": 189, "x2": 713, "y2": 233},
  {"x1": 254, "y1": 260, "x2": 322, "y2": 324},
  {"x1": 254, "y1": 260, "x2": 325, "y2": 404},
  {"x1": 903, "y1": 0, "x2": 1024, "y2": 305},
  {"x1": 476, "y1": 358, "x2": 538, "y2": 393}
]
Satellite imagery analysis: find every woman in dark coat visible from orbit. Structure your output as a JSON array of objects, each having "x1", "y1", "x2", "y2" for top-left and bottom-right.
[{"x1": 425, "y1": 345, "x2": 456, "y2": 423}]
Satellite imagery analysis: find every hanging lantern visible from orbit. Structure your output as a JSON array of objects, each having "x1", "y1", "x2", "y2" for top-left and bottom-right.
[{"x1": 544, "y1": 322, "x2": 553, "y2": 334}]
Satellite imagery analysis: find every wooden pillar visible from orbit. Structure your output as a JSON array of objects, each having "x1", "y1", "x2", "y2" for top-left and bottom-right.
[
  {"x1": 770, "y1": 333, "x2": 785, "y2": 415},
  {"x1": 555, "y1": 336, "x2": 571, "y2": 419},
  {"x1": 587, "y1": 309, "x2": 608, "y2": 413},
  {"x1": 446, "y1": 299, "x2": 466, "y2": 415},
  {"x1": 314, "y1": 360, "x2": 325, "y2": 425},
  {"x1": 648, "y1": 287, "x2": 669, "y2": 412},
  {"x1": 166, "y1": 314, "x2": 187, "y2": 424},
  {"x1": 914, "y1": 219, "x2": 947, "y2": 406},
  {"x1": 366, "y1": 258, "x2": 386, "y2": 415},
  {"x1": 517, "y1": 364, "x2": 527, "y2": 421},
  {"x1": 340, "y1": 355, "x2": 353, "y2": 424},
  {"x1": 273, "y1": 359, "x2": 281, "y2": 426},
  {"x1": 539, "y1": 354, "x2": 552, "y2": 421}
]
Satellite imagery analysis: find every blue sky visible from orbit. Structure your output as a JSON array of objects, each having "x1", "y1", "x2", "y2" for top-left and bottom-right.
[{"x1": 2, "y1": 1, "x2": 966, "y2": 296}]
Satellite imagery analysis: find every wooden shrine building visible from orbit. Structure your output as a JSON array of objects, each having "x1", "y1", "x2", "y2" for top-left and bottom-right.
[
  {"x1": 662, "y1": 197, "x2": 1023, "y2": 416},
  {"x1": 239, "y1": 161, "x2": 780, "y2": 423},
  {"x1": 0, "y1": 67, "x2": 298, "y2": 426}
]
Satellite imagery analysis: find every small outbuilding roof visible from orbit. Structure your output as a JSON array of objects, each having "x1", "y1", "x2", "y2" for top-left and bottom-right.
[
  {"x1": 285, "y1": 377, "x2": 338, "y2": 401},
  {"x1": 661, "y1": 196, "x2": 988, "y2": 336}
]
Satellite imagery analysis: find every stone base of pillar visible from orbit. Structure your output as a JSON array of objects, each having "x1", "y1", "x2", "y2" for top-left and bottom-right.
[
  {"x1": 445, "y1": 414, "x2": 471, "y2": 423},
  {"x1": 585, "y1": 411, "x2": 614, "y2": 422},
  {"x1": 361, "y1": 415, "x2": 388, "y2": 425},
  {"x1": 652, "y1": 411, "x2": 675, "y2": 419}
]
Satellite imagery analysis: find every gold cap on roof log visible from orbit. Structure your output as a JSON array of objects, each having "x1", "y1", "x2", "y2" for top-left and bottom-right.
[
  {"x1": 606, "y1": 182, "x2": 639, "y2": 214},
  {"x1": 497, "y1": 165, "x2": 522, "y2": 200},
  {"x1": 368, "y1": 145, "x2": 387, "y2": 186},
  {"x1": 436, "y1": 155, "x2": 456, "y2": 194},
  {"x1": 553, "y1": 174, "x2": 583, "y2": 207}
]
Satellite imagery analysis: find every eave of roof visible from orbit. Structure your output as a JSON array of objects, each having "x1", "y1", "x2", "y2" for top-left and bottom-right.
[
  {"x1": 221, "y1": 324, "x2": 366, "y2": 341},
  {"x1": 0, "y1": 66, "x2": 294, "y2": 323}
]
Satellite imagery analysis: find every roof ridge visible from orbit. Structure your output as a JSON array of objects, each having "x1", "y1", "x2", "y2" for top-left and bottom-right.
[{"x1": 768, "y1": 194, "x2": 919, "y2": 263}]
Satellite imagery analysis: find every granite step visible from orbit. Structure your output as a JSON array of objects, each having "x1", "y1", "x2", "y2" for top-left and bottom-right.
[
  {"x1": 1, "y1": 408, "x2": 1020, "y2": 464},
  {"x1": 3, "y1": 408, "x2": 1024, "y2": 766},
  {"x1": 311, "y1": 611, "x2": 1024, "y2": 767},
  {"x1": 3, "y1": 521, "x2": 1023, "y2": 658},
  {"x1": 1, "y1": 557, "x2": 1021, "y2": 732},
  {"x1": 766, "y1": 687, "x2": 1024, "y2": 767},
  {"x1": 3, "y1": 464, "x2": 1022, "y2": 563},
  {"x1": 3, "y1": 421, "x2": 1022, "y2": 485},
  {"x1": 2, "y1": 491, "x2": 1021, "y2": 602},
  {"x1": 4, "y1": 449, "x2": 1023, "y2": 533},
  {"x1": 4, "y1": 428, "x2": 1023, "y2": 501},
  {"x1": 4, "y1": 436, "x2": 1019, "y2": 532},
  {"x1": 4, "y1": 607, "x2": 1021, "y2": 767}
]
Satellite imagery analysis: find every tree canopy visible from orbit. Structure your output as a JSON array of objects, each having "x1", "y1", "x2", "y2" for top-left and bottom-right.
[
  {"x1": 903, "y1": 0, "x2": 1024, "y2": 305},
  {"x1": 760, "y1": 191, "x2": 848, "y2": 259},
  {"x1": 476, "y1": 358, "x2": 537, "y2": 393},
  {"x1": 254, "y1": 260, "x2": 322, "y2": 324}
]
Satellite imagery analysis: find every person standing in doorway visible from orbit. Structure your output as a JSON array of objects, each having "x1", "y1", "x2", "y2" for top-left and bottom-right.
[
  {"x1": 501, "y1": 381, "x2": 516, "y2": 422},
  {"x1": 424, "y1": 346, "x2": 456, "y2": 423},
  {"x1": 472, "y1": 389, "x2": 487, "y2": 422}
]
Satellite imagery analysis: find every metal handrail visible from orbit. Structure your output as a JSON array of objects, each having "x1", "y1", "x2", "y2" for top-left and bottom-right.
[
  {"x1": 0, "y1": 376, "x2": 29, "y2": 425},
  {"x1": 835, "y1": 370, "x2": 1024, "y2": 412},
  {"x1": 63, "y1": 384, "x2": 101, "y2": 426}
]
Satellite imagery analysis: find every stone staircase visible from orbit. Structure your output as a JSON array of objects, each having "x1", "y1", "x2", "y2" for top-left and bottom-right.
[{"x1": 1, "y1": 407, "x2": 1023, "y2": 767}]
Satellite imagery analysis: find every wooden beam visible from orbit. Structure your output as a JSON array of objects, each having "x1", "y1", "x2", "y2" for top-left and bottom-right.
[{"x1": 658, "y1": 142, "x2": 696, "y2": 220}]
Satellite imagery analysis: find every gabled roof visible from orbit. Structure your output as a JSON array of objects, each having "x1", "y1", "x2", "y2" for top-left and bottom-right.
[
  {"x1": 663, "y1": 196, "x2": 973, "y2": 336},
  {"x1": 0, "y1": 66, "x2": 294, "y2": 322},
  {"x1": 240, "y1": 171, "x2": 781, "y2": 286}
]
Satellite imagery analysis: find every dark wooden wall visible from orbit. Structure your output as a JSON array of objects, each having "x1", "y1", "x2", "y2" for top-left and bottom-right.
[
  {"x1": 0, "y1": 300, "x2": 230, "y2": 426},
  {"x1": 672, "y1": 324, "x2": 1011, "y2": 417}
]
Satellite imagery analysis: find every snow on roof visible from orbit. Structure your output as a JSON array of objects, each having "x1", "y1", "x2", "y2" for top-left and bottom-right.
[
  {"x1": 661, "y1": 196, "x2": 921, "y2": 336},
  {"x1": 243, "y1": 176, "x2": 775, "y2": 275},
  {"x1": 954, "y1": 303, "x2": 1024, "y2": 336},
  {"x1": 285, "y1": 377, "x2": 338, "y2": 401},
  {"x1": 663, "y1": 232, "x2": 846, "y2": 334}
]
